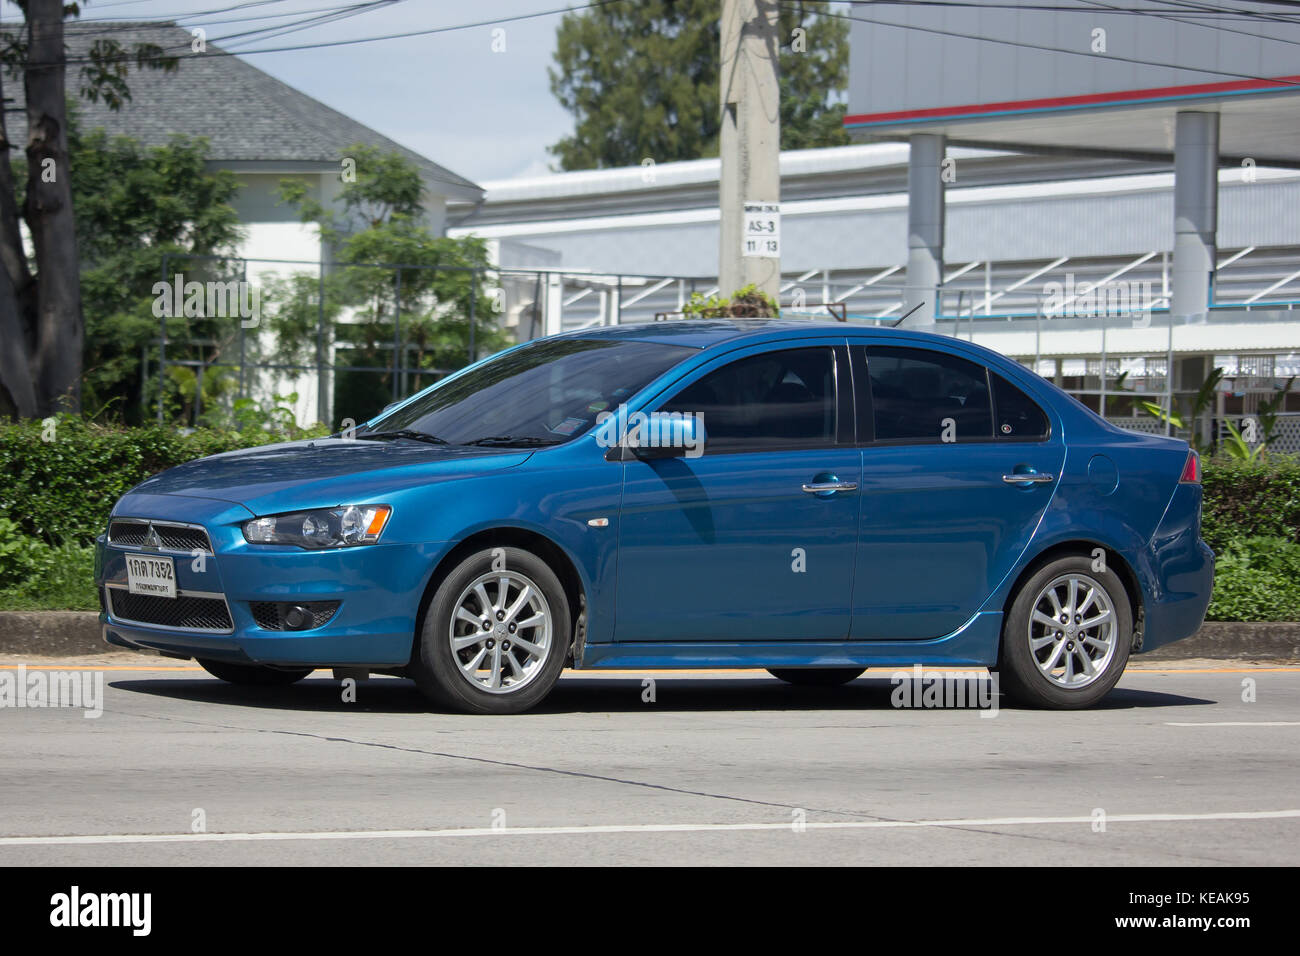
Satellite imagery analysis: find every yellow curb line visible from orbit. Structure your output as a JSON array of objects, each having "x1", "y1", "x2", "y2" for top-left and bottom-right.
[{"x1": 2, "y1": 664, "x2": 1298, "y2": 675}]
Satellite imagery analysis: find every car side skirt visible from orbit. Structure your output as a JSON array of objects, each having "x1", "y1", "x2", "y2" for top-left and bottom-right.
[{"x1": 579, "y1": 611, "x2": 1002, "y2": 669}]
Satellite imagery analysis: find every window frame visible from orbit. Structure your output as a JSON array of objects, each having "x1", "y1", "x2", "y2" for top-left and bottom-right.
[
  {"x1": 850, "y1": 343, "x2": 1053, "y2": 447},
  {"x1": 647, "y1": 341, "x2": 854, "y2": 457},
  {"x1": 989, "y1": 369, "x2": 1053, "y2": 443}
]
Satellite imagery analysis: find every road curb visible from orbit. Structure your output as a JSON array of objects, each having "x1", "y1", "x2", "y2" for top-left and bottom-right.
[
  {"x1": 0, "y1": 612, "x2": 105, "y2": 657},
  {"x1": 1138, "y1": 622, "x2": 1300, "y2": 661},
  {"x1": 0, "y1": 611, "x2": 1297, "y2": 661}
]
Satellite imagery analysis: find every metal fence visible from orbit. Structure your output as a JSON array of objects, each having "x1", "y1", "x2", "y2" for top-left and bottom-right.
[
  {"x1": 151, "y1": 253, "x2": 1300, "y2": 438},
  {"x1": 1107, "y1": 412, "x2": 1300, "y2": 454},
  {"x1": 149, "y1": 255, "x2": 704, "y2": 428}
]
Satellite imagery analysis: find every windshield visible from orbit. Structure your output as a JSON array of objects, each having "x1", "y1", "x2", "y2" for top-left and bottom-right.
[{"x1": 364, "y1": 337, "x2": 696, "y2": 446}]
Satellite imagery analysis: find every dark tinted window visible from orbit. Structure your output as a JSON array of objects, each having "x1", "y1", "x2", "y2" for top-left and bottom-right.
[
  {"x1": 368, "y1": 338, "x2": 695, "y2": 445},
  {"x1": 992, "y1": 373, "x2": 1050, "y2": 439},
  {"x1": 866, "y1": 346, "x2": 992, "y2": 442},
  {"x1": 661, "y1": 347, "x2": 837, "y2": 451}
]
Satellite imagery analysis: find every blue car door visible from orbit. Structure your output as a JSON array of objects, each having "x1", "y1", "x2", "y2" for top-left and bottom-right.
[
  {"x1": 615, "y1": 341, "x2": 861, "y2": 642},
  {"x1": 849, "y1": 343, "x2": 1065, "y2": 640}
]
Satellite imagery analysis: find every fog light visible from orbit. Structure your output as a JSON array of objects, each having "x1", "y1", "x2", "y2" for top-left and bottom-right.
[
  {"x1": 249, "y1": 600, "x2": 340, "y2": 631},
  {"x1": 283, "y1": 605, "x2": 312, "y2": 630}
]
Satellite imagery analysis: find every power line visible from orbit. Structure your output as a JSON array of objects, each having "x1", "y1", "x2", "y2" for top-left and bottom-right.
[
  {"x1": 75, "y1": 1, "x2": 375, "y2": 27},
  {"x1": 225, "y1": 0, "x2": 624, "y2": 54},
  {"x1": 193, "y1": 0, "x2": 404, "y2": 51},
  {"x1": 1073, "y1": 0, "x2": 1300, "y2": 50},
  {"x1": 2, "y1": 2, "x2": 397, "y2": 50},
  {"x1": 15, "y1": 0, "x2": 626, "y2": 67},
  {"x1": 839, "y1": 0, "x2": 1300, "y2": 22},
  {"x1": 180, "y1": 1, "x2": 400, "y2": 32}
]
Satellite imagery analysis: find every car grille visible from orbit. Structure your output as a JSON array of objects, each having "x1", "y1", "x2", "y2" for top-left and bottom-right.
[
  {"x1": 249, "y1": 601, "x2": 340, "y2": 631},
  {"x1": 108, "y1": 588, "x2": 233, "y2": 632},
  {"x1": 108, "y1": 519, "x2": 212, "y2": 554}
]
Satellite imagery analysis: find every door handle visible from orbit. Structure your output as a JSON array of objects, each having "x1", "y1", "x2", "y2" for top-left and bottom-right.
[
  {"x1": 1002, "y1": 472, "x2": 1054, "y2": 484},
  {"x1": 802, "y1": 481, "x2": 859, "y2": 494}
]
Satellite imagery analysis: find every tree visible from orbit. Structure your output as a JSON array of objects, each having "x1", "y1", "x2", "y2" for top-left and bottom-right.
[
  {"x1": 0, "y1": 1, "x2": 176, "y2": 419},
  {"x1": 274, "y1": 144, "x2": 507, "y2": 427},
  {"x1": 69, "y1": 124, "x2": 243, "y2": 421},
  {"x1": 548, "y1": 0, "x2": 849, "y2": 171}
]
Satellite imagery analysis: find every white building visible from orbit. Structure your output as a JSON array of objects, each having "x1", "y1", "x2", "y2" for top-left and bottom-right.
[
  {"x1": 450, "y1": 145, "x2": 1300, "y2": 442},
  {"x1": 61, "y1": 21, "x2": 483, "y2": 427}
]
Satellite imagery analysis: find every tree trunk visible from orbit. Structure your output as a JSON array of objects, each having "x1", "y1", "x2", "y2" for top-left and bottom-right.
[
  {"x1": 0, "y1": 52, "x2": 39, "y2": 418},
  {"x1": 24, "y1": 0, "x2": 84, "y2": 415}
]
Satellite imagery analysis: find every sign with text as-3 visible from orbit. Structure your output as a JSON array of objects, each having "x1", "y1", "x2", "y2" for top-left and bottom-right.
[{"x1": 743, "y1": 202, "x2": 780, "y2": 258}]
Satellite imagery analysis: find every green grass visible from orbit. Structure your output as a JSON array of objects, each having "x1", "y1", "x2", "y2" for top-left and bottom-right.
[{"x1": 0, "y1": 541, "x2": 98, "y2": 611}]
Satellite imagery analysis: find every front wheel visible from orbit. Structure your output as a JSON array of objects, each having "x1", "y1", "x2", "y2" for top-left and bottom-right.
[
  {"x1": 998, "y1": 555, "x2": 1133, "y2": 709},
  {"x1": 198, "y1": 659, "x2": 313, "y2": 686},
  {"x1": 410, "y1": 547, "x2": 570, "y2": 715},
  {"x1": 767, "y1": 667, "x2": 865, "y2": 687}
]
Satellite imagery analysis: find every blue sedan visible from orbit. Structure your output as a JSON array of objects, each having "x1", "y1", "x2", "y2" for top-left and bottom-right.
[{"x1": 95, "y1": 321, "x2": 1214, "y2": 713}]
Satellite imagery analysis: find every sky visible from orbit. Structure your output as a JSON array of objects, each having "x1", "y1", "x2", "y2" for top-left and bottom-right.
[{"x1": 1, "y1": 0, "x2": 583, "y2": 185}]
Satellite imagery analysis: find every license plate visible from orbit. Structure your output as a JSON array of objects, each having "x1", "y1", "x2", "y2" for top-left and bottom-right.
[{"x1": 125, "y1": 554, "x2": 177, "y2": 599}]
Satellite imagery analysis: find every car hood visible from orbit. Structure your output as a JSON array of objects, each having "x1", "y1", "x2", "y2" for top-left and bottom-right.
[{"x1": 128, "y1": 437, "x2": 533, "y2": 514}]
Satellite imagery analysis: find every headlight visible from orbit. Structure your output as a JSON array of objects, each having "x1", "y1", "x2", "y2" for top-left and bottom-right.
[{"x1": 242, "y1": 505, "x2": 392, "y2": 549}]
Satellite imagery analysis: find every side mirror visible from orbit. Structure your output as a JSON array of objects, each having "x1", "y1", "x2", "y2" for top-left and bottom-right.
[{"x1": 626, "y1": 411, "x2": 707, "y2": 460}]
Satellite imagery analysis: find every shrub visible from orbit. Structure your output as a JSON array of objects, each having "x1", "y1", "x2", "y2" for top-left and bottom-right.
[
  {"x1": 0, "y1": 541, "x2": 97, "y2": 611},
  {"x1": 0, "y1": 415, "x2": 329, "y2": 545},
  {"x1": 1201, "y1": 457, "x2": 1300, "y2": 554},
  {"x1": 1205, "y1": 536, "x2": 1300, "y2": 622},
  {"x1": 0, "y1": 517, "x2": 56, "y2": 588},
  {"x1": 681, "y1": 283, "x2": 778, "y2": 318}
]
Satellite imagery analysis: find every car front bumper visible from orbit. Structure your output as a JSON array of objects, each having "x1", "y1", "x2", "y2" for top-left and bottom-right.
[{"x1": 95, "y1": 494, "x2": 445, "y2": 668}]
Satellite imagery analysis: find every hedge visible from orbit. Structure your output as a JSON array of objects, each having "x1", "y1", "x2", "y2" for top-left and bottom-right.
[
  {"x1": 0, "y1": 416, "x2": 328, "y2": 546},
  {"x1": 1200, "y1": 457, "x2": 1300, "y2": 554}
]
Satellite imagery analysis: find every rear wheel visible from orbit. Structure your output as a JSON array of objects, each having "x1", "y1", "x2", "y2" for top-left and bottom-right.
[
  {"x1": 410, "y1": 547, "x2": 570, "y2": 715},
  {"x1": 998, "y1": 555, "x2": 1132, "y2": 709},
  {"x1": 198, "y1": 659, "x2": 313, "y2": 686},
  {"x1": 767, "y1": 667, "x2": 865, "y2": 687}
]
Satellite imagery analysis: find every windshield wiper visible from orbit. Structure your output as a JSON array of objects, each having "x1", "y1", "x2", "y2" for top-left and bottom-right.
[
  {"x1": 463, "y1": 435, "x2": 563, "y2": 447},
  {"x1": 357, "y1": 429, "x2": 449, "y2": 446}
]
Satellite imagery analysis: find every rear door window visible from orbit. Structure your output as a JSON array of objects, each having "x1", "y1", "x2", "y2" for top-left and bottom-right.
[{"x1": 865, "y1": 346, "x2": 993, "y2": 443}]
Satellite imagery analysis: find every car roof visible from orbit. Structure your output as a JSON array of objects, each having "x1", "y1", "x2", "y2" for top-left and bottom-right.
[
  {"x1": 559, "y1": 318, "x2": 916, "y2": 350},
  {"x1": 557, "y1": 319, "x2": 1050, "y2": 396}
]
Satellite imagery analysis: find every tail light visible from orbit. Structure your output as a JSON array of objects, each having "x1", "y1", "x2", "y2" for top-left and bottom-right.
[{"x1": 1180, "y1": 451, "x2": 1200, "y2": 484}]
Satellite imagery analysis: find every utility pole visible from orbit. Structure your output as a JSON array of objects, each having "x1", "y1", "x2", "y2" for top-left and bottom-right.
[{"x1": 718, "y1": 0, "x2": 781, "y2": 305}]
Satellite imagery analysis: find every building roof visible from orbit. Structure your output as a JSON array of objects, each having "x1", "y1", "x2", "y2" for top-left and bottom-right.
[
  {"x1": 451, "y1": 141, "x2": 1165, "y2": 227},
  {"x1": 5, "y1": 21, "x2": 482, "y2": 202},
  {"x1": 842, "y1": 4, "x2": 1300, "y2": 168}
]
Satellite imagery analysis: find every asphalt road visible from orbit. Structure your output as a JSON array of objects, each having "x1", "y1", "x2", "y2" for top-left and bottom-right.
[{"x1": 2, "y1": 656, "x2": 1298, "y2": 865}]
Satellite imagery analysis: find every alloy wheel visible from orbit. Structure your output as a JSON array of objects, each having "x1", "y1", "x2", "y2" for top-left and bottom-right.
[
  {"x1": 1026, "y1": 572, "x2": 1118, "y2": 689},
  {"x1": 448, "y1": 570, "x2": 553, "y2": 694}
]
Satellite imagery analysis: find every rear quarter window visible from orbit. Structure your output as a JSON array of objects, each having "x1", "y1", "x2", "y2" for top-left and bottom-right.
[{"x1": 991, "y1": 373, "x2": 1050, "y2": 440}]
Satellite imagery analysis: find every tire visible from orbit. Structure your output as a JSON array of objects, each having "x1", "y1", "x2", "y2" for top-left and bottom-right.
[
  {"x1": 998, "y1": 554, "x2": 1133, "y2": 709},
  {"x1": 767, "y1": 667, "x2": 865, "y2": 687},
  {"x1": 410, "y1": 547, "x2": 570, "y2": 715},
  {"x1": 198, "y1": 659, "x2": 313, "y2": 686}
]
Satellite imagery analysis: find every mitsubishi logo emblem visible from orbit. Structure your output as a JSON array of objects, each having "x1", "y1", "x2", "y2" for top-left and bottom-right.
[{"x1": 143, "y1": 523, "x2": 163, "y2": 550}]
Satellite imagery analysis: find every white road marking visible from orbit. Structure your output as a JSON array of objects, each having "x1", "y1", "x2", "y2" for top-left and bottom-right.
[
  {"x1": 2, "y1": 809, "x2": 1298, "y2": 846},
  {"x1": 1165, "y1": 721, "x2": 1300, "y2": 727}
]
